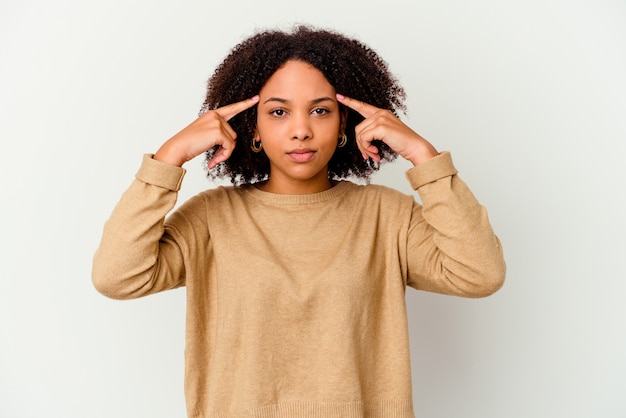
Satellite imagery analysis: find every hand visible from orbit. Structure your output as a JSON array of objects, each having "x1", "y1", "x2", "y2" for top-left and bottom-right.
[
  {"x1": 154, "y1": 95, "x2": 259, "y2": 167},
  {"x1": 336, "y1": 94, "x2": 438, "y2": 166}
]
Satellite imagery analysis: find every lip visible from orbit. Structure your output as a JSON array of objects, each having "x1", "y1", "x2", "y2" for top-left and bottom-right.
[{"x1": 286, "y1": 148, "x2": 316, "y2": 163}]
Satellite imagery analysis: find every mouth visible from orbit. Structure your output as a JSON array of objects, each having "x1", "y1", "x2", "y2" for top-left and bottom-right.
[{"x1": 287, "y1": 148, "x2": 316, "y2": 163}]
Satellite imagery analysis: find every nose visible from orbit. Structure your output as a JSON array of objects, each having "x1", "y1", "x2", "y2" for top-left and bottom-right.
[{"x1": 291, "y1": 111, "x2": 312, "y2": 141}]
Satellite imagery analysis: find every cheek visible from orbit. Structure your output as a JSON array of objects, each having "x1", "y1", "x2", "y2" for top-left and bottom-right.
[
  {"x1": 255, "y1": 123, "x2": 271, "y2": 142},
  {"x1": 256, "y1": 116, "x2": 284, "y2": 137},
  {"x1": 319, "y1": 117, "x2": 341, "y2": 137}
]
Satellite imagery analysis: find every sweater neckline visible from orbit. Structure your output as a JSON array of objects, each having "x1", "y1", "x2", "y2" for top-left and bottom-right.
[{"x1": 243, "y1": 181, "x2": 354, "y2": 206}]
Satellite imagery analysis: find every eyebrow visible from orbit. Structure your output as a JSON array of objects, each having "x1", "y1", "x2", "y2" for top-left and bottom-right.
[{"x1": 262, "y1": 96, "x2": 335, "y2": 105}]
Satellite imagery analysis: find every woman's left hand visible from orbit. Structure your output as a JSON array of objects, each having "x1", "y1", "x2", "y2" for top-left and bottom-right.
[{"x1": 336, "y1": 94, "x2": 439, "y2": 166}]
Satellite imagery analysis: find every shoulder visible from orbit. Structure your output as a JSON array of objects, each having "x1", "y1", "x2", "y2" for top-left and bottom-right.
[
  {"x1": 174, "y1": 185, "x2": 248, "y2": 212},
  {"x1": 340, "y1": 182, "x2": 417, "y2": 222},
  {"x1": 344, "y1": 181, "x2": 415, "y2": 205},
  {"x1": 192, "y1": 185, "x2": 252, "y2": 205},
  {"x1": 168, "y1": 186, "x2": 253, "y2": 226},
  {"x1": 337, "y1": 182, "x2": 417, "y2": 234}
]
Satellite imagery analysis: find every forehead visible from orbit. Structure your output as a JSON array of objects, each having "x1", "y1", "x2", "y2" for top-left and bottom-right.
[{"x1": 260, "y1": 60, "x2": 335, "y2": 97}]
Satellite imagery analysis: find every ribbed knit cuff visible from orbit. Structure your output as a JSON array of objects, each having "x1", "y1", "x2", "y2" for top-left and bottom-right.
[
  {"x1": 405, "y1": 151, "x2": 457, "y2": 190},
  {"x1": 135, "y1": 154, "x2": 186, "y2": 191}
]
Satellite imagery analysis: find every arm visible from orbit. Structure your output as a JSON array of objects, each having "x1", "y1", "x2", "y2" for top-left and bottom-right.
[
  {"x1": 92, "y1": 96, "x2": 259, "y2": 299},
  {"x1": 405, "y1": 152, "x2": 505, "y2": 297},
  {"x1": 336, "y1": 94, "x2": 505, "y2": 297},
  {"x1": 92, "y1": 155, "x2": 189, "y2": 299}
]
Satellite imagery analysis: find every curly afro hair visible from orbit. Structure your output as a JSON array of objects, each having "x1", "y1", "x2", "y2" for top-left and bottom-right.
[{"x1": 201, "y1": 25, "x2": 406, "y2": 185}]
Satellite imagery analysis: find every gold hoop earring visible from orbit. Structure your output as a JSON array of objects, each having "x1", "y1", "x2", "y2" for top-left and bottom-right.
[
  {"x1": 251, "y1": 138, "x2": 263, "y2": 153},
  {"x1": 338, "y1": 133, "x2": 348, "y2": 148}
]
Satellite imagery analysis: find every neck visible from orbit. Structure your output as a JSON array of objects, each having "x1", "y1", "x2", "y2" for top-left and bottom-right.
[{"x1": 256, "y1": 175, "x2": 333, "y2": 195}]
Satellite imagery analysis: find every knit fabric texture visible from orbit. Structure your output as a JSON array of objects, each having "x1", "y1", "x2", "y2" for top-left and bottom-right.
[{"x1": 93, "y1": 151, "x2": 505, "y2": 417}]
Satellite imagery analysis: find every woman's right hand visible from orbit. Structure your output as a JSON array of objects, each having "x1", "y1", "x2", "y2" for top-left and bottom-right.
[{"x1": 154, "y1": 95, "x2": 259, "y2": 168}]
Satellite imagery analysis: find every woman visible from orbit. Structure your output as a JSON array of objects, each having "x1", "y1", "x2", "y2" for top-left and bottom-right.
[{"x1": 93, "y1": 25, "x2": 505, "y2": 418}]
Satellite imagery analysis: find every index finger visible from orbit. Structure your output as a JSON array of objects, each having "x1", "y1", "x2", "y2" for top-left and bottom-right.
[
  {"x1": 217, "y1": 95, "x2": 260, "y2": 121},
  {"x1": 335, "y1": 94, "x2": 379, "y2": 118}
]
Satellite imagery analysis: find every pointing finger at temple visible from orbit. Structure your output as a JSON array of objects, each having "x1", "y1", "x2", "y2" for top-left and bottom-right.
[
  {"x1": 216, "y1": 95, "x2": 260, "y2": 121},
  {"x1": 335, "y1": 94, "x2": 379, "y2": 118}
]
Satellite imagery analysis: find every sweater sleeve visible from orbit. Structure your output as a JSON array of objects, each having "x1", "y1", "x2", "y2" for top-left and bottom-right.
[
  {"x1": 92, "y1": 154, "x2": 192, "y2": 299},
  {"x1": 404, "y1": 152, "x2": 506, "y2": 297}
]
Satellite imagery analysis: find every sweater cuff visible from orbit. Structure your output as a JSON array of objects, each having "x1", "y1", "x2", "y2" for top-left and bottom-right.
[
  {"x1": 135, "y1": 154, "x2": 186, "y2": 191},
  {"x1": 405, "y1": 151, "x2": 458, "y2": 190}
]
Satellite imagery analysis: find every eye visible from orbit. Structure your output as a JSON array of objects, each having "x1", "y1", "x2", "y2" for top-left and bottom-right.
[
  {"x1": 269, "y1": 108, "x2": 287, "y2": 117},
  {"x1": 312, "y1": 107, "x2": 330, "y2": 116}
]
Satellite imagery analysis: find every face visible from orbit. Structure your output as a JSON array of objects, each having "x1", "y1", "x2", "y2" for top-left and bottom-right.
[{"x1": 256, "y1": 60, "x2": 342, "y2": 194}]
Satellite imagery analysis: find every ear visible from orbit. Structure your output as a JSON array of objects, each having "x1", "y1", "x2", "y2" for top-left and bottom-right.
[
  {"x1": 339, "y1": 107, "x2": 348, "y2": 134},
  {"x1": 252, "y1": 127, "x2": 259, "y2": 141}
]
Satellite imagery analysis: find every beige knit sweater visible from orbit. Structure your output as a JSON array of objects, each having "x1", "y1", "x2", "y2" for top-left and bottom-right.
[{"x1": 92, "y1": 151, "x2": 505, "y2": 418}]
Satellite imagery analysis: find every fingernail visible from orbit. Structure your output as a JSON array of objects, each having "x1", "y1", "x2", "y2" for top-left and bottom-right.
[
  {"x1": 336, "y1": 93, "x2": 345, "y2": 100},
  {"x1": 251, "y1": 95, "x2": 259, "y2": 101},
  {"x1": 362, "y1": 153, "x2": 368, "y2": 160}
]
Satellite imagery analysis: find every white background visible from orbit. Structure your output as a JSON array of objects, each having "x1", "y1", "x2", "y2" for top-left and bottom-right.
[{"x1": 1, "y1": 0, "x2": 624, "y2": 417}]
